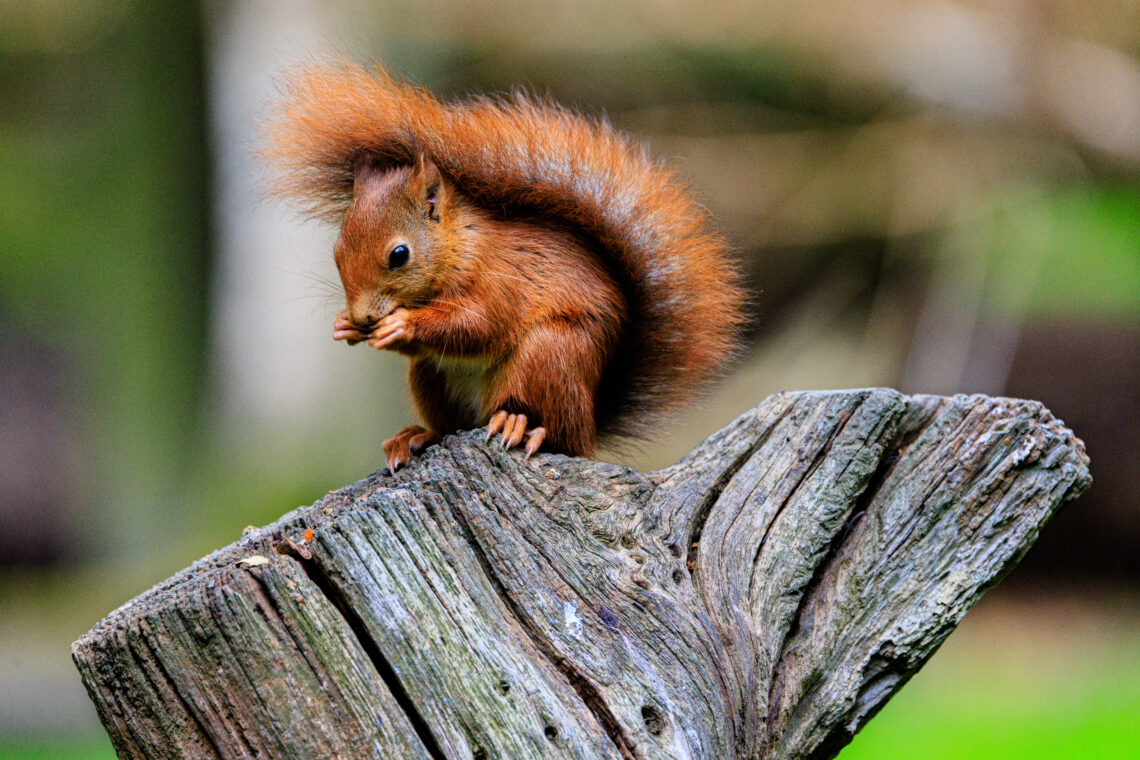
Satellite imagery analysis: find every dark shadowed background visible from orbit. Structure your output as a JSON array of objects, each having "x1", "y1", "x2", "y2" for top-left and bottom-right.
[{"x1": 1, "y1": 1, "x2": 1137, "y2": 758}]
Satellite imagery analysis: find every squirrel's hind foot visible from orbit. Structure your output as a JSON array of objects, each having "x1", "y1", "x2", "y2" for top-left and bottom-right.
[
  {"x1": 383, "y1": 425, "x2": 441, "y2": 474},
  {"x1": 485, "y1": 411, "x2": 546, "y2": 459}
]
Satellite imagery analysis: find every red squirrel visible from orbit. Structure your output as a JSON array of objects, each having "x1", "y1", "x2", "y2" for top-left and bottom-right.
[{"x1": 265, "y1": 63, "x2": 746, "y2": 471}]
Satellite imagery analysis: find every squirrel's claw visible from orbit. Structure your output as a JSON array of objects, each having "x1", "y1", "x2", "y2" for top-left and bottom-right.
[
  {"x1": 485, "y1": 410, "x2": 509, "y2": 441},
  {"x1": 382, "y1": 425, "x2": 441, "y2": 474},
  {"x1": 385, "y1": 448, "x2": 409, "y2": 474},
  {"x1": 524, "y1": 427, "x2": 546, "y2": 459},
  {"x1": 501, "y1": 414, "x2": 527, "y2": 449},
  {"x1": 486, "y1": 411, "x2": 545, "y2": 458}
]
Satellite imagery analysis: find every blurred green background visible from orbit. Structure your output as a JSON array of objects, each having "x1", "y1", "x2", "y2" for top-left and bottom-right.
[{"x1": 1, "y1": 1, "x2": 1137, "y2": 757}]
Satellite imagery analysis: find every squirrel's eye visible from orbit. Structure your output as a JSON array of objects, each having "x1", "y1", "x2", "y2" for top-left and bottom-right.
[{"x1": 388, "y1": 244, "x2": 410, "y2": 271}]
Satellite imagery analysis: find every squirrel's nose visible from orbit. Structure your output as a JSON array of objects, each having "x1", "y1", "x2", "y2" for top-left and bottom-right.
[
  {"x1": 344, "y1": 307, "x2": 377, "y2": 331},
  {"x1": 347, "y1": 295, "x2": 394, "y2": 328}
]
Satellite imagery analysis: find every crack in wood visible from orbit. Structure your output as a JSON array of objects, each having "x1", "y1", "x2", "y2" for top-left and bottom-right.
[
  {"x1": 746, "y1": 403, "x2": 859, "y2": 611},
  {"x1": 243, "y1": 563, "x2": 364, "y2": 732},
  {"x1": 201, "y1": 585, "x2": 301, "y2": 753},
  {"x1": 130, "y1": 622, "x2": 229, "y2": 759},
  {"x1": 683, "y1": 405, "x2": 792, "y2": 579},
  {"x1": 762, "y1": 426, "x2": 898, "y2": 745},
  {"x1": 171, "y1": 592, "x2": 278, "y2": 757},
  {"x1": 440, "y1": 452, "x2": 641, "y2": 760},
  {"x1": 758, "y1": 397, "x2": 944, "y2": 753},
  {"x1": 292, "y1": 554, "x2": 447, "y2": 760}
]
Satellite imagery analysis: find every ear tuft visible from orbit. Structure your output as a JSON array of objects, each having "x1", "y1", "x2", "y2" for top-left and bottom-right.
[
  {"x1": 351, "y1": 152, "x2": 377, "y2": 192},
  {"x1": 416, "y1": 153, "x2": 446, "y2": 221},
  {"x1": 414, "y1": 153, "x2": 441, "y2": 183}
]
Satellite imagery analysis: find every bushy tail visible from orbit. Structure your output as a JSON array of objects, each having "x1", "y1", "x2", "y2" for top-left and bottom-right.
[{"x1": 264, "y1": 62, "x2": 746, "y2": 439}]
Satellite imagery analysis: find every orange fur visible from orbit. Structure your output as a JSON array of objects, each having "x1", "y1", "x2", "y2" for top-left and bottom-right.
[{"x1": 264, "y1": 62, "x2": 746, "y2": 455}]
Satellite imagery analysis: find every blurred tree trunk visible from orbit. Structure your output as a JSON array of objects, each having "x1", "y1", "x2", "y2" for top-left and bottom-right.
[
  {"x1": 72, "y1": 389, "x2": 1089, "y2": 759},
  {"x1": 0, "y1": 1, "x2": 212, "y2": 559}
]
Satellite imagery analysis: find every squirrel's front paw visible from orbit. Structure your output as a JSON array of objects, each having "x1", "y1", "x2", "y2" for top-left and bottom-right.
[
  {"x1": 369, "y1": 308, "x2": 414, "y2": 350},
  {"x1": 332, "y1": 310, "x2": 370, "y2": 345}
]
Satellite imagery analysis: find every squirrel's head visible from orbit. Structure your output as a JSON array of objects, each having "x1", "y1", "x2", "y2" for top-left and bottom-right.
[{"x1": 334, "y1": 153, "x2": 454, "y2": 327}]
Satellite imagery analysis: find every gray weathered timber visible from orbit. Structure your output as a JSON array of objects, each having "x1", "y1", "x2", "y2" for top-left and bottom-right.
[{"x1": 73, "y1": 389, "x2": 1090, "y2": 760}]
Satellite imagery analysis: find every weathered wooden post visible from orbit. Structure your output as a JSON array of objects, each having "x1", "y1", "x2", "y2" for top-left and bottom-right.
[{"x1": 73, "y1": 389, "x2": 1090, "y2": 759}]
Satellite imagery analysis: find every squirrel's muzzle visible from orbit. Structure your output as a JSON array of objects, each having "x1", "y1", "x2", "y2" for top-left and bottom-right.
[{"x1": 345, "y1": 293, "x2": 397, "y2": 331}]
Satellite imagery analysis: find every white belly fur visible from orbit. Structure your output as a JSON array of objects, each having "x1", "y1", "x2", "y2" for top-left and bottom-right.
[{"x1": 434, "y1": 355, "x2": 492, "y2": 418}]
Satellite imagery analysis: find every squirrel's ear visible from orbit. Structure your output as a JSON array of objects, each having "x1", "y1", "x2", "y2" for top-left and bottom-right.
[
  {"x1": 414, "y1": 151, "x2": 436, "y2": 177},
  {"x1": 351, "y1": 153, "x2": 377, "y2": 192},
  {"x1": 416, "y1": 153, "x2": 448, "y2": 221}
]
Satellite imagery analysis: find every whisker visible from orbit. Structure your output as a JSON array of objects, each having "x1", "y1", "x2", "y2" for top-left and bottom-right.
[
  {"x1": 269, "y1": 292, "x2": 343, "y2": 316},
  {"x1": 270, "y1": 261, "x2": 344, "y2": 293}
]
